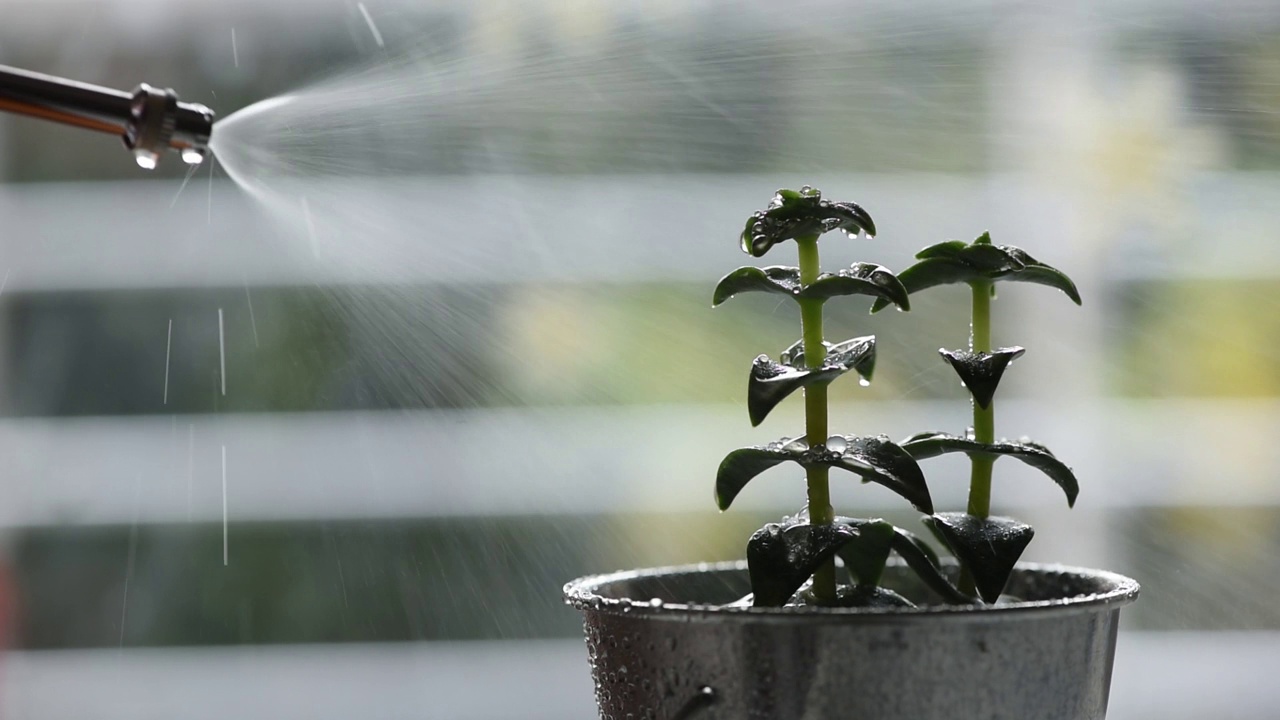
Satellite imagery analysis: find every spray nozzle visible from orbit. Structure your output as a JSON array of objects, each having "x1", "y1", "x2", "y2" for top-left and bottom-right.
[{"x1": 0, "y1": 64, "x2": 216, "y2": 169}]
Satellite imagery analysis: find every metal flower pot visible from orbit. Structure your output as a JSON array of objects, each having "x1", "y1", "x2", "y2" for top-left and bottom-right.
[{"x1": 564, "y1": 560, "x2": 1139, "y2": 720}]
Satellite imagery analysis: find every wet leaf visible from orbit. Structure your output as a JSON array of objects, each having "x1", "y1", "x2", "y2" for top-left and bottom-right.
[
  {"x1": 747, "y1": 336, "x2": 875, "y2": 426},
  {"x1": 830, "y1": 436, "x2": 934, "y2": 513},
  {"x1": 925, "y1": 513, "x2": 1034, "y2": 603},
  {"x1": 938, "y1": 347, "x2": 1025, "y2": 409},
  {"x1": 800, "y1": 262, "x2": 909, "y2": 310},
  {"x1": 890, "y1": 528, "x2": 975, "y2": 604},
  {"x1": 714, "y1": 442, "x2": 803, "y2": 511},
  {"x1": 871, "y1": 233, "x2": 1081, "y2": 312},
  {"x1": 900, "y1": 431, "x2": 1079, "y2": 507},
  {"x1": 833, "y1": 518, "x2": 976, "y2": 604},
  {"x1": 712, "y1": 266, "x2": 802, "y2": 306},
  {"x1": 715, "y1": 434, "x2": 933, "y2": 513},
  {"x1": 739, "y1": 186, "x2": 876, "y2": 258},
  {"x1": 913, "y1": 240, "x2": 970, "y2": 260},
  {"x1": 832, "y1": 518, "x2": 895, "y2": 587},
  {"x1": 712, "y1": 263, "x2": 907, "y2": 311},
  {"x1": 747, "y1": 521, "x2": 860, "y2": 607}
]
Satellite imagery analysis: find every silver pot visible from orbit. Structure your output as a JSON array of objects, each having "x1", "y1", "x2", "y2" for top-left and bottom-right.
[{"x1": 564, "y1": 560, "x2": 1139, "y2": 720}]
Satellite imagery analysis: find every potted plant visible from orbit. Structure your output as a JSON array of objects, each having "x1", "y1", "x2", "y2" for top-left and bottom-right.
[{"x1": 564, "y1": 187, "x2": 1138, "y2": 720}]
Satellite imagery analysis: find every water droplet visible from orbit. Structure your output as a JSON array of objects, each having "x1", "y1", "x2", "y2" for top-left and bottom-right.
[
  {"x1": 181, "y1": 147, "x2": 206, "y2": 165},
  {"x1": 859, "y1": 377, "x2": 871, "y2": 387},
  {"x1": 649, "y1": 597, "x2": 664, "y2": 608},
  {"x1": 783, "y1": 438, "x2": 808, "y2": 453},
  {"x1": 826, "y1": 436, "x2": 848, "y2": 453},
  {"x1": 133, "y1": 149, "x2": 159, "y2": 170}
]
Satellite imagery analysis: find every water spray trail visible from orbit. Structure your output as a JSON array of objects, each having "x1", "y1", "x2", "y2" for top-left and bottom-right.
[
  {"x1": 207, "y1": 155, "x2": 215, "y2": 225},
  {"x1": 300, "y1": 196, "x2": 319, "y2": 257},
  {"x1": 0, "y1": 269, "x2": 10, "y2": 298},
  {"x1": 242, "y1": 276, "x2": 260, "y2": 347},
  {"x1": 218, "y1": 308, "x2": 227, "y2": 396},
  {"x1": 357, "y1": 3, "x2": 385, "y2": 49},
  {"x1": 163, "y1": 318, "x2": 173, "y2": 404},
  {"x1": 119, "y1": 476, "x2": 140, "y2": 651},
  {"x1": 186, "y1": 424, "x2": 194, "y2": 522},
  {"x1": 222, "y1": 445, "x2": 228, "y2": 566},
  {"x1": 231, "y1": 28, "x2": 240, "y2": 68},
  {"x1": 169, "y1": 162, "x2": 201, "y2": 208},
  {"x1": 336, "y1": 554, "x2": 349, "y2": 609}
]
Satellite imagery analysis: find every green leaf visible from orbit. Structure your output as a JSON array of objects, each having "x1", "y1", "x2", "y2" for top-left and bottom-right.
[
  {"x1": 714, "y1": 440, "x2": 804, "y2": 511},
  {"x1": 833, "y1": 518, "x2": 895, "y2": 587},
  {"x1": 914, "y1": 240, "x2": 970, "y2": 260},
  {"x1": 900, "y1": 431, "x2": 1079, "y2": 507},
  {"x1": 799, "y1": 262, "x2": 910, "y2": 310},
  {"x1": 870, "y1": 258, "x2": 976, "y2": 313},
  {"x1": 747, "y1": 336, "x2": 875, "y2": 426},
  {"x1": 887, "y1": 526, "x2": 976, "y2": 605},
  {"x1": 739, "y1": 186, "x2": 876, "y2": 258},
  {"x1": 715, "y1": 435, "x2": 933, "y2": 513},
  {"x1": 1001, "y1": 264, "x2": 1082, "y2": 304},
  {"x1": 828, "y1": 436, "x2": 934, "y2": 513},
  {"x1": 713, "y1": 263, "x2": 907, "y2": 311},
  {"x1": 925, "y1": 513, "x2": 1034, "y2": 603},
  {"x1": 938, "y1": 347, "x2": 1025, "y2": 409},
  {"x1": 712, "y1": 266, "x2": 801, "y2": 306},
  {"x1": 871, "y1": 233, "x2": 1081, "y2": 311},
  {"x1": 747, "y1": 520, "x2": 860, "y2": 607},
  {"x1": 833, "y1": 517, "x2": 976, "y2": 604}
]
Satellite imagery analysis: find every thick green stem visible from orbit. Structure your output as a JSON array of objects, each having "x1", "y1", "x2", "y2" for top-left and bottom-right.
[
  {"x1": 967, "y1": 280, "x2": 994, "y2": 518},
  {"x1": 797, "y1": 235, "x2": 836, "y2": 603},
  {"x1": 960, "y1": 281, "x2": 995, "y2": 598}
]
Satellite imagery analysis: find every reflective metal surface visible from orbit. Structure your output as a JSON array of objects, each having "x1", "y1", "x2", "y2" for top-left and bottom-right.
[{"x1": 566, "y1": 561, "x2": 1139, "y2": 720}]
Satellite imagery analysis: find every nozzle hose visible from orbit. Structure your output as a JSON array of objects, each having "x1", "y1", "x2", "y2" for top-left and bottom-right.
[{"x1": 0, "y1": 64, "x2": 215, "y2": 169}]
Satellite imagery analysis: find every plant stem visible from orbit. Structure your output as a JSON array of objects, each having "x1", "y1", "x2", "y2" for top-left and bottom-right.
[
  {"x1": 796, "y1": 235, "x2": 836, "y2": 604},
  {"x1": 960, "y1": 280, "x2": 994, "y2": 598},
  {"x1": 967, "y1": 280, "x2": 994, "y2": 518}
]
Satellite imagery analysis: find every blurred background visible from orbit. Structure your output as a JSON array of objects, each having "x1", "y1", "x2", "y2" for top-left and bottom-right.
[{"x1": 2, "y1": 0, "x2": 1279, "y2": 717}]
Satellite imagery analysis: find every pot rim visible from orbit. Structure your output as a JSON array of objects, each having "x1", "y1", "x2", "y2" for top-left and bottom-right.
[{"x1": 564, "y1": 560, "x2": 1139, "y2": 623}]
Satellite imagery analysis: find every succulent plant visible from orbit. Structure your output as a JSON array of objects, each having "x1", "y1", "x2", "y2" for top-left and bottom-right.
[
  {"x1": 714, "y1": 187, "x2": 956, "y2": 607},
  {"x1": 883, "y1": 232, "x2": 1082, "y2": 602},
  {"x1": 714, "y1": 190, "x2": 1082, "y2": 608}
]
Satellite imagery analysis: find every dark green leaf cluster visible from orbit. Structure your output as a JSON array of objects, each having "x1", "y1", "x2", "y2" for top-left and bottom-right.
[
  {"x1": 715, "y1": 434, "x2": 933, "y2": 514},
  {"x1": 924, "y1": 514, "x2": 1034, "y2": 604},
  {"x1": 714, "y1": 263, "x2": 909, "y2": 310},
  {"x1": 746, "y1": 336, "x2": 875, "y2": 427},
  {"x1": 746, "y1": 514, "x2": 970, "y2": 608},
  {"x1": 870, "y1": 232, "x2": 1081, "y2": 312},
  {"x1": 739, "y1": 186, "x2": 876, "y2": 258},
  {"x1": 938, "y1": 347, "x2": 1023, "y2": 410}
]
